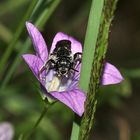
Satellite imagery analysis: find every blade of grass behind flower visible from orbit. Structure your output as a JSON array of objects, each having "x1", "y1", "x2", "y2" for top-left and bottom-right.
[
  {"x1": 0, "y1": 23, "x2": 23, "y2": 52},
  {"x1": 79, "y1": 0, "x2": 104, "y2": 93},
  {"x1": 70, "y1": 121, "x2": 79, "y2": 140},
  {"x1": 123, "y1": 68, "x2": 140, "y2": 78},
  {"x1": 0, "y1": 0, "x2": 28, "y2": 17},
  {"x1": 0, "y1": 0, "x2": 49, "y2": 49},
  {"x1": 1, "y1": 0, "x2": 61, "y2": 88},
  {"x1": 0, "y1": 23, "x2": 13, "y2": 43},
  {"x1": 70, "y1": 1, "x2": 104, "y2": 140},
  {"x1": 0, "y1": 0, "x2": 38, "y2": 74},
  {"x1": 78, "y1": 0, "x2": 119, "y2": 139}
]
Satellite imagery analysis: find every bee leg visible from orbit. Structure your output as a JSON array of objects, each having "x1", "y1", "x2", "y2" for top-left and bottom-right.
[
  {"x1": 74, "y1": 52, "x2": 82, "y2": 59},
  {"x1": 38, "y1": 60, "x2": 50, "y2": 80},
  {"x1": 38, "y1": 59, "x2": 56, "y2": 80},
  {"x1": 69, "y1": 52, "x2": 82, "y2": 75},
  {"x1": 73, "y1": 52, "x2": 82, "y2": 65},
  {"x1": 38, "y1": 65, "x2": 46, "y2": 80},
  {"x1": 70, "y1": 67, "x2": 79, "y2": 72}
]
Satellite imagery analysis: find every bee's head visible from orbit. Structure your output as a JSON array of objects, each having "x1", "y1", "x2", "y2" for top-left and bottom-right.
[{"x1": 57, "y1": 60, "x2": 70, "y2": 77}]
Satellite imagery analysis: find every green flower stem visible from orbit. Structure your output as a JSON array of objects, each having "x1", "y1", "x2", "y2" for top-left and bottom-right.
[
  {"x1": 70, "y1": 115, "x2": 80, "y2": 140},
  {"x1": 23, "y1": 106, "x2": 47, "y2": 140},
  {"x1": 70, "y1": 122, "x2": 79, "y2": 140},
  {"x1": 78, "y1": 0, "x2": 118, "y2": 140},
  {"x1": 22, "y1": 101, "x2": 55, "y2": 140},
  {"x1": 1, "y1": 0, "x2": 61, "y2": 88},
  {"x1": 0, "y1": 0, "x2": 38, "y2": 74},
  {"x1": 70, "y1": 1, "x2": 104, "y2": 139},
  {"x1": 79, "y1": 0, "x2": 104, "y2": 93}
]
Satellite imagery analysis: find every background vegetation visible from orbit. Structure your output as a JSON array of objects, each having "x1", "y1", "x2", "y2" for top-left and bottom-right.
[{"x1": 0, "y1": 0, "x2": 140, "y2": 140}]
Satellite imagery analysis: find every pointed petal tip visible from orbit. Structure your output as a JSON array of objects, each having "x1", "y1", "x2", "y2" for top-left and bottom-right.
[
  {"x1": 77, "y1": 111, "x2": 84, "y2": 117},
  {"x1": 22, "y1": 54, "x2": 32, "y2": 61},
  {"x1": 22, "y1": 54, "x2": 28, "y2": 60},
  {"x1": 25, "y1": 21, "x2": 32, "y2": 28},
  {"x1": 25, "y1": 21, "x2": 31, "y2": 30},
  {"x1": 56, "y1": 32, "x2": 64, "y2": 35},
  {"x1": 102, "y1": 62, "x2": 124, "y2": 85},
  {"x1": 25, "y1": 22, "x2": 35, "y2": 35},
  {"x1": 25, "y1": 21, "x2": 48, "y2": 61},
  {"x1": 25, "y1": 22, "x2": 32, "y2": 36},
  {"x1": 25, "y1": 21, "x2": 29, "y2": 26}
]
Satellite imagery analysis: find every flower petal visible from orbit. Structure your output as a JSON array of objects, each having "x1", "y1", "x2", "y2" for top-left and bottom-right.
[
  {"x1": 50, "y1": 32, "x2": 82, "y2": 54},
  {"x1": 51, "y1": 89, "x2": 86, "y2": 116},
  {"x1": 101, "y1": 62, "x2": 124, "y2": 85},
  {"x1": 69, "y1": 64, "x2": 81, "y2": 90},
  {"x1": 22, "y1": 54, "x2": 45, "y2": 84},
  {"x1": 26, "y1": 22, "x2": 48, "y2": 62},
  {"x1": 0, "y1": 122, "x2": 14, "y2": 140}
]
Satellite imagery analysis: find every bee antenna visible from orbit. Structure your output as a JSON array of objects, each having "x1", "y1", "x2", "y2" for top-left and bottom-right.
[{"x1": 71, "y1": 68, "x2": 79, "y2": 72}]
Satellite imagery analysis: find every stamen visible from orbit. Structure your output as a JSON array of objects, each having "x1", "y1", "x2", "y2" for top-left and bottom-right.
[{"x1": 48, "y1": 76, "x2": 61, "y2": 92}]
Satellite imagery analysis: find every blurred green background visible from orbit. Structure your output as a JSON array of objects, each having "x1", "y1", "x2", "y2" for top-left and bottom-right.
[{"x1": 0, "y1": 0, "x2": 140, "y2": 140}]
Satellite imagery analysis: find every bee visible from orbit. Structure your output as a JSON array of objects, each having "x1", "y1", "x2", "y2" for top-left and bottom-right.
[{"x1": 38, "y1": 39, "x2": 82, "y2": 78}]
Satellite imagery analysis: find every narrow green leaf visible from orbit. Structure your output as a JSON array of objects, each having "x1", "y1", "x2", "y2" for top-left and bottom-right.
[
  {"x1": 70, "y1": 120, "x2": 80, "y2": 140},
  {"x1": 123, "y1": 68, "x2": 140, "y2": 78},
  {"x1": 35, "y1": 0, "x2": 61, "y2": 28},
  {"x1": 0, "y1": 23, "x2": 23, "y2": 52},
  {"x1": 78, "y1": 0, "x2": 118, "y2": 139},
  {"x1": 0, "y1": 0, "x2": 38, "y2": 73},
  {"x1": 0, "y1": 23, "x2": 13, "y2": 43},
  {"x1": 79, "y1": 0, "x2": 104, "y2": 93},
  {"x1": 70, "y1": 1, "x2": 104, "y2": 140},
  {"x1": 0, "y1": 0, "x2": 28, "y2": 16}
]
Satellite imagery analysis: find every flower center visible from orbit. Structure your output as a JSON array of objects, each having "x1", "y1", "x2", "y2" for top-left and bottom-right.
[{"x1": 45, "y1": 70, "x2": 72, "y2": 92}]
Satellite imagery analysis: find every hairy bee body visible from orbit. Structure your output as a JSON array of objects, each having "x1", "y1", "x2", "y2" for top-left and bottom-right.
[{"x1": 39, "y1": 39, "x2": 82, "y2": 78}]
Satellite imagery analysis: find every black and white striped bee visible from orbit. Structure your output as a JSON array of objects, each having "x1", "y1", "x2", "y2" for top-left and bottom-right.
[{"x1": 38, "y1": 40, "x2": 82, "y2": 78}]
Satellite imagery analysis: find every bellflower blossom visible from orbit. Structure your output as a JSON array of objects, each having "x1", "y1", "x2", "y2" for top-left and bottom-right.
[
  {"x1": 0, "y1": 122, "x2": 14, "y2": 140},
  {"x1": 22, "y1": 22, "x2": 123, "y2": 116}
]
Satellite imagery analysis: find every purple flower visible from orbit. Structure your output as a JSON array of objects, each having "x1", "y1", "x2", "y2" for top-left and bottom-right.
[
  {"x1": 22, "y1": 22, "x2": 123, "y2": 116},
  {"x1": 0, "y1": 122, "x2": 14, "y2": 140}
]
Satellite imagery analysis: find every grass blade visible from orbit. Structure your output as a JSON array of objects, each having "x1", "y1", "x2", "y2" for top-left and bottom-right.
[
  {"x1": 79, "y1": 0, "x2": 104, "y2": 93},
  {"x1": 78, "y1": 0, "x2": 118, "y2": 139},
  {"x1": 0, "y1": 0, "x2": 28, "y2": 17},
  {"x1": 0, "y1": 0, "x2": 38, "y2": 74},
  {"x1": 70, "y1": 1, "x2": 104, "y2": 140},
  {"x1": 70, "y1": 116, "x2": 80, "y2": 140}
]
